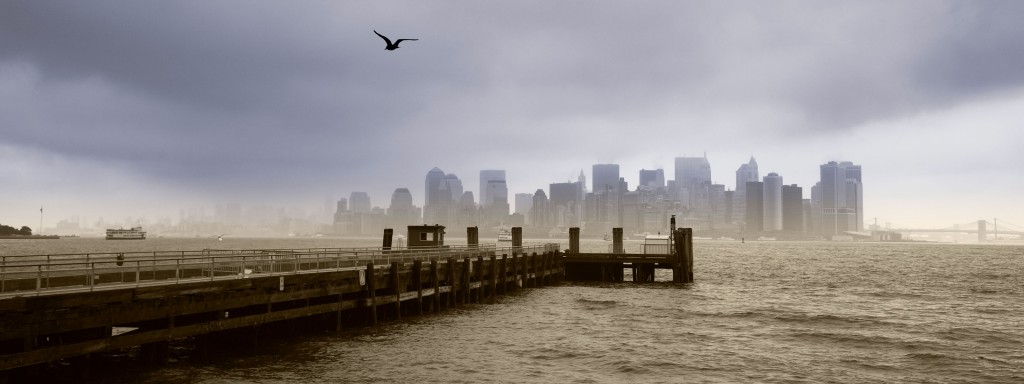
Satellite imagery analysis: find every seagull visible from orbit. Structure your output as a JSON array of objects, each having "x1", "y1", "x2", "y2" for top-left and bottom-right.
[{"x1": 374, "y1": 30, "x2": 418, "y2": 51}]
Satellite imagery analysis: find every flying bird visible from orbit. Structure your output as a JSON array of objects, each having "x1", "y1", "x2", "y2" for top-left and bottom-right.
[{"x1": 374, "y1": 30, "x2": 418, "y2": 51}]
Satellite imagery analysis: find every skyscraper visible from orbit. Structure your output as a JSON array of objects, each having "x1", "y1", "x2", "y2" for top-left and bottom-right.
[
  {"x1": 639, "y1": 169, "x2": 665, "y2": 189},
  {"x1": 592, "y1": 164, "x2": 620, "y2": 195},
  {"x1": 745, "y1": 181, "x2": 764, "y2": 232},
  {"x1": 734, "y1": 157, "x2": 759, "y2": 225},
  {"x1": 820, "y1": 161, "x2": 863, "y2": 235},
  {"x1": 762, "y1": 173, "x2": 783, "y2": 231},
  {"x1": 424, "y1": 167, "x2": 446, "y2": 223},
  {"x1": 675, "y1": 156, "x2": 712, "y2": 188},
  {"x1": 442, "y1": 173, "x2": 463, "y2": 201},
  {"x1": 349, "y1": 192, "x2": 371, "y2": 214},
  {"x1": 782, "y1": 184, "x2": 804, "y2": 232},
  {"x1": 479, "y1": 170, "x2": 506, "y2": 207},
  {"x1": 514, "y1": 193, "x2": 533, "y2": 215}
]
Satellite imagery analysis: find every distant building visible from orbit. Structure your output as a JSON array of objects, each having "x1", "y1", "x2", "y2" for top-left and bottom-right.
[
  {"x1": 514, "y1": 193, "x2": 533, "y2": 216},
  {"x1": 639, "y1": 169, "x2": 665, "y2": 189},
  {"x1": 745, "y1": 181, "x2": 764, "y2": 232},
  {"x1": 531, "y1": 189, "x2": 548, "y2": 227},
  {"x1": 424, "y1": 167, "x2": 447, "y2": 224},
  {"x1": 734, "y1": 157, "x2": 759, "y2": 226},
  {"x1": 479, "y1": 170, "x2": 506, "y2": 207},
  {"x1": 820, "y1": 161, "x2": 863, "y2": 235},
  {"x1": 349, "y1": 192, "x2": 371, "y2": 214},
  {"x1": 782, "y1": 184, "x2": 804, "y2": 232},
  {"x1": 592, "y1": 164, "x2": 620, "y2": 195},
  {"x1": 387, "y1": 188, "x2": 419, "y2": 228},
  {"x1": 762, "y1": 173, "x2": 783, "y2": 231}
]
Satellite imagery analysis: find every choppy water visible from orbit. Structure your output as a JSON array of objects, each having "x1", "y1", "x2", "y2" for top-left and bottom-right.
[{"x1": 5, "y1": 237, "x2": 1023, "y2": 383}]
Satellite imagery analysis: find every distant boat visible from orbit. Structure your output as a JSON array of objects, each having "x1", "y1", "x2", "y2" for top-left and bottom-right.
[
  {"x1": 497, "y1": 226, "x2": 513, "y2": 242},
  {"x1": 106, "y1": 227, "x2": 146, "y2": 240}
]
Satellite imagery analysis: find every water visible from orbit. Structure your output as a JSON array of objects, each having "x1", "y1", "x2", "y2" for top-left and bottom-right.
[{"x1": 5, "y1": 237, "x2": 1023, "y2": 383}]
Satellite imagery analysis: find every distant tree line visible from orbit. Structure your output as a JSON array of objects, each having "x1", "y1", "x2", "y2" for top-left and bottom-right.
[{"x1": 0, "y1": 224, "x2": 32, "y2": 236}]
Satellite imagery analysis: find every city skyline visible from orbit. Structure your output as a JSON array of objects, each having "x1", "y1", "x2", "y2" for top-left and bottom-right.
[{"x1": 3, "y1": 2, "x2": 1024, "y2": 230}]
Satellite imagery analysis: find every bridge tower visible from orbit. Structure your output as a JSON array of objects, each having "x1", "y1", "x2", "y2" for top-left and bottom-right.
[{"x1": 978, "y1": 220, "x2": 987, "y2": 242}]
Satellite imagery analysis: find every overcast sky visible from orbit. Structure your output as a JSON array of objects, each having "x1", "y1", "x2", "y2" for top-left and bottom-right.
[{"x1": 2, "y1": 1, "x2": 1023, "y2": 230}]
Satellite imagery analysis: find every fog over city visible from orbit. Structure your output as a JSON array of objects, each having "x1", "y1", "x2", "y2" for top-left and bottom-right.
[{"x1": 2, "y1": 1, "x2": 1023, "y2": 231}]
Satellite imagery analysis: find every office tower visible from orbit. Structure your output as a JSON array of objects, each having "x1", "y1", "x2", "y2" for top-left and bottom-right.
[
  {"x1": 745, "y1": 181, "x2": 764, "y2": 232},
  {"x1": 349, "y1": 192, "x2": 372, "y2": 214},
  {"x1": 442, "y1": 173, "x2": 463, "y2": 201},
  {"x1": 549, "y1": 182, "x2": 579, "y2": 207},
  {"x1": 486, "y1": 180, "x2": 508, "y2": 208},
  {"x1": 459, "y1": 191, "x2": 476, "y2": 207},
  {"x1": 639, "y1": 169, "x2": 665, "y2": 189},
  {"x1": 514, "y1": 193, "x2": 533, "y2": 215},
  {"x1": 531, "y1": 189, "x2": 548, "y2": 227},
  {"x1": 424, "y1": 167, "x2": 446, "y2": 223},
  {"x1": 578, "y1": 169, "x2": 588, "y2": 194},
  {"x1": 592, "y1": 164, "x2": 620, "y2": 195},
  {"x1": 810, "y1": 182, "x2": 822, "y2": 234},
  {"x1": 762, "y1": 173, "x2": 783, "y2": 231},
  {"x1": 709, "y1": 184, "x2": 726, "y2": 227},
  {"x1": 820, "y1": 161, "x2": 863, "y2": 235},
  {"x1": 335, "y1": 198, "x2": 348, "y2": 214},
  {"x1": 782, "y1": 184, "x2": 804, "y2": 232},
  {"x1": 734, "y1": 157, "x2": 759, "y2": 225},
  {"x1": 388, "y1": 188, "x2": 418, "y2": 226},
  {"x1": 675, "y1": 156, "x2": 712, "y2": 215},
  {"x1": 479, "y1": 170, "x2": 506, "y2": 207}
]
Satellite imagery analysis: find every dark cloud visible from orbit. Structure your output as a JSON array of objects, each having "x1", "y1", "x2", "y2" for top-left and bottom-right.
[{"x1": 2, "y1": 1, "x2": 1024, "y2": 226}]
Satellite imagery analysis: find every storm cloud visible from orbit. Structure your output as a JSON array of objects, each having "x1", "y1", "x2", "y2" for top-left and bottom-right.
[{"x1": 2, "y1": 1, "x2": 1023, "y2": 228}]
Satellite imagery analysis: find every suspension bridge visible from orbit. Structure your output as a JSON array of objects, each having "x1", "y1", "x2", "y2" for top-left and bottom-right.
[{"x1": 889, "y1": 219, "x2": 1024, "y2": 242}]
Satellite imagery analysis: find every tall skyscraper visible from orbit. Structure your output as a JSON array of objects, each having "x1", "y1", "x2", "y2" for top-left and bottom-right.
[
  {"x1": 675, "y1": 156, "x2": 712, "y2": 188},
  {"x1": 762, "y1": 173, "x2": 783, "y2": 231},
  {"x1": 820, "y1": 161, "x2": 863, "y2": 235},
  {"x1": 424, "y1": 167, "x2": 446, "y2": 223},
  {"x1": 442, "y1": 173, "x2": 463, "y2": 202},
  {"x1": 734, "y1": 157, "x2": 759, "y2": 225},
  {"x1": 782, "y1": 184, "x2": 804, "y2": 232},
  {"x1": 639, "y1": 169, "x2": 665, "y2": 189},
  {"x1": 549, "y1": 182, "x2": 580, "y2": 207},
  {"x1": 592, "y1": 164, "x2": 620, "y2": 195},
  {"x1": 578, "y1": 169, "x2": 588, "y2": 194},
  {"x1": 745, "y1": 181, "x2": 764, "y2": 232},
  {"x1": 485, "y1": 180, "x2": 508, "y2": 208},
  {"x1": 514, "y1": 193, "x2": 533, "y2": 215},
  {"x1": 349, "y1": 192, "x2": 371, "y2": 214},
  {"x1": 479, "y1": 170, "x2": 506, "y2": 207},
  {"x1": 387, "y1": 188, "x2": 418, "y2": 226},
  {"x1": 531, "y1": 189, "x2": 548, "y2": 227}
]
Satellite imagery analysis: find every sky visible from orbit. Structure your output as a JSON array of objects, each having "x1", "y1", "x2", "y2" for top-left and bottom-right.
[{"x1": 2, "y1": 1, "x2": 1023, "y2": 230}]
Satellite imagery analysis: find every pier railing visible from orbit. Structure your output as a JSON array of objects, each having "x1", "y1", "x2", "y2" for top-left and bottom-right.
[{"x1": 0, "y1": 244, "x2": 558, "y2": 298}]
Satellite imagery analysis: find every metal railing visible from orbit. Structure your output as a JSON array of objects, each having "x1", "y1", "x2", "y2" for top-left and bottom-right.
[{"x1": 0, "y1": 244, "x2": 559, "y2": 298}]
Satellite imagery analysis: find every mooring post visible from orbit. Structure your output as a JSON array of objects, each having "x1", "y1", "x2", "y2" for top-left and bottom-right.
[
  {"x1": 366, "y1": 262, "x2": 377, "y2": 325},
  {"x1": 430, "y1": 259, "x2": 440, "y2": 312},
  {"x1": 569, "y1": 227, "x2": 580, "y2": 254},
  {"x1": 445, "y1": 257, "x2": 456, "y2": 307},
  {"x1": 512, "y1": 226, "x2": 523, "y2": 255},
  {"x1": 682, "y1": 227, "x2": 693, "y2": 283},
  {"x1": 413, "y1": 260, "x2": 423, "y2": 315},
  {"x1": 500, "y1": 254, "x2": 508, "y2": 293},
  {"x1": 467, "y1": 226, "x2": 479, "y2": 248},
  {"x1": 476, "y1": 255, "x2": 484, "y2": 303},
  {"x1": 489, "y1": 255, "x2": 497, "y2": 303},
  {"x1": 382, "y1": 229, "x2": 393, "y2": 251},
  {"x1": 461, "y1": 258, "x2": 471, "y2": 304},
  {"x1": 510, "y1": 252, "x2": 518, "y2": 290},
  {"x1": 390, "y1": 261, "x2": 401, "y2": 320},
  {"x1": 613, "y1": 228, "x2": 624, "y2": 254}
]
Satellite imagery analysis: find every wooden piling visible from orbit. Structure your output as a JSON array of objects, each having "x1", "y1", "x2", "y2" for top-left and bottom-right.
[
  {"x1": 382, "y1": 228, "x2": 393, "y2": 250},
  {"x1": 461, "y1": 258, "x2": 471, "y2": 304},
  {"x1": 569, "y1": 227, "x2": 580, "y2": 254},
  {"x1": 390, "y1": 262, "x2": 401, "y2": 320},
  {"x1": 366, "y1": 262, "x2": 377, "y2": 325},
  {"x1": 510, "y1": 252, "x2": 518, "y2": 290},
  {"x1": 500, "y1": 254, "x2": 508, "y2": 293},
  {"x1": 413, "y1": 260, "x2": 423, "y2": 315},
  {"x1": 446, "y1": 258, "x2": 456, "y2": 307},
  {"x1": 430, "y1": 259, "x2": 440, "y2": 312},
  {"x1": 489, "y1": 255, "x2": 497, "y2": 303},
  {"x1": 476, "y1": 255, "x2": 484, "y2": 303},
  {"x1": 613, "y1": 228, "x2": 624, "y2": 254},
  {"x1": 467, "y1": 226, "x2": 479, "y2": 248}
]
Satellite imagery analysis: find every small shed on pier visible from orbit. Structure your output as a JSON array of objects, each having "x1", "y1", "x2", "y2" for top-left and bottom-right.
[{"x1": 407, "y1": 225, "x2": 445, "y2": 247}]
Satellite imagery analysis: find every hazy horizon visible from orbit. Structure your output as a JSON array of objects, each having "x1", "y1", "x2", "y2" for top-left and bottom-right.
[{"x1": 3, "y1": 1, "x2": 1023, "y2": 230}]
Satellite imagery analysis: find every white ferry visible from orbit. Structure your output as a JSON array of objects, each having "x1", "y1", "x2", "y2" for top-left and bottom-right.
[
  {"x1": 106, "y1": 227, "x2": 147, "y2": 240},
  {"x1": 497, "y1": 226, "x2": 513, "y2": 242}
]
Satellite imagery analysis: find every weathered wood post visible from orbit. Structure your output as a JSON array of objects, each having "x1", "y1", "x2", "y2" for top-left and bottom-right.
[
  {"x1": 382, "y1": 229, "x2": 393, "y2": 250},
  {"x1": 445, "y1": 257, "x2": 456, "y2": 307},
  {"x1": 512, "y1": 227, "x2": 523, "y2": 256},
  {"x1": 569, "y1": 227, "x2": 580, "y2": 254},
  {"x1": 500, "y1": 253, "x2": 508, "y2": 293},
  {"x1": 366, "y1": 262, "x2": 377, "y2": 325},
  {"x1": 461, "y1": 258, "x2": 471, "y2": 304},
  {"x1": 413, "y1": 260, "x2": 424, "y2": 315},
  {"x1": 489, "y1": 255, "x2": 497, "y2": 303},
  {"x1": 390, "y1": 261, "x2": 401, "y2": 320},
  {"x1": 430, "y1": 259, "x2": 440, "y2": 312},
  {"x1": 613, "y1": 227, "x2": 624, "y2": 254},
  {"x1": 467, "y1": 226, "x2": 479, "y2": 248},
  {"x1": 682, "y1": 227, "x2": 693, "y2": 283},
  {"x1": 476, "y1": 255, "x2": 484, "y2": 303},
  {"x1": 510, "y1": 252, "x2": 519, "y2": 290}
]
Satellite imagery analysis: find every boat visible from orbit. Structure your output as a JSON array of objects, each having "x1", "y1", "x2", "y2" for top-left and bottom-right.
[
  {"x1": 497, "y1": 226, "x2": 513, "y2": 242},
  {"x1": 106, "y1": 226, "x2": 147, "y2": 240}
]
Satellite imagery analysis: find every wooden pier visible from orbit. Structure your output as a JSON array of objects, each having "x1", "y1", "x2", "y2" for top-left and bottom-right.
[{"x1": 0, "y1": 223, "x2": 693, "y2": 380}]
